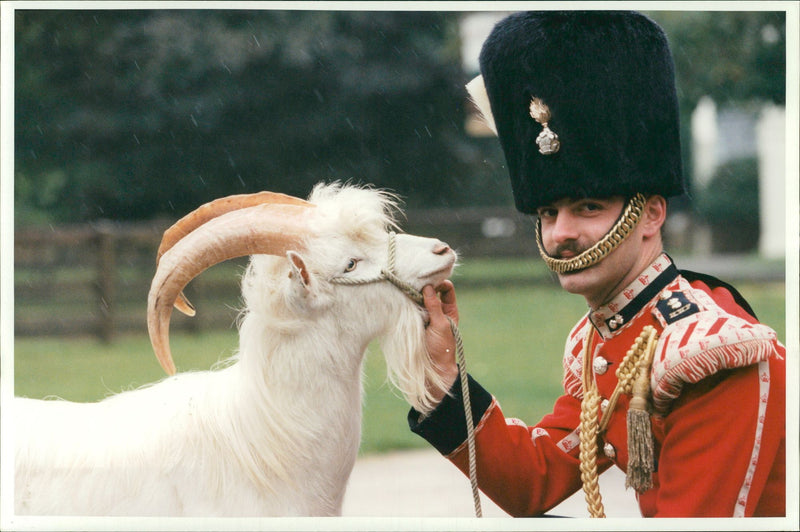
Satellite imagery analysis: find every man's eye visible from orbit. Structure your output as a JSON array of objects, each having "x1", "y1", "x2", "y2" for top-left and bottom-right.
[
  {"x1": 344, "y1": 259, "x2": 359, "y2": 273},
  {"x1": 537, "y1": 208, "x2": 557, "y2": 218},
  {"x1": 580, "y1": 202, "x2": 605, "y2": 213}
]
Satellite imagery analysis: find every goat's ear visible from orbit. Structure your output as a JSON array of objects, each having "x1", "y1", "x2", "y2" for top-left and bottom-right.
[{"x1": 286, "y1": 251, "x2": 312, "y2": 290}]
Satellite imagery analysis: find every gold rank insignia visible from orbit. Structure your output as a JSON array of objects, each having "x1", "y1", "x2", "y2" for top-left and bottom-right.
[
  {"x1": 655, "y1": 290, "x2": 699, "y2": 324},
  {"x1": 529, "y1": 97, "x2": 560, "y2": 155}
]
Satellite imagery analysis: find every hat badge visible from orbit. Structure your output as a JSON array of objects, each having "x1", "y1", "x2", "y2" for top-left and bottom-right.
[{"x1": 529, "y1": 97, "x2": 560, "y2": 155}]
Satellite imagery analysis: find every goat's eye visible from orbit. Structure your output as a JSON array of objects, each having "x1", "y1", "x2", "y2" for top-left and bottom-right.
[{"x1": 344, "y1": 259, "x2": 359, "y2": 273}]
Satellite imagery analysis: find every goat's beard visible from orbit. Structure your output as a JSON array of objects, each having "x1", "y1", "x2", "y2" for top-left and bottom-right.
[{"x1": 380, "y1": 301, "x2": 448, "y2": 417}]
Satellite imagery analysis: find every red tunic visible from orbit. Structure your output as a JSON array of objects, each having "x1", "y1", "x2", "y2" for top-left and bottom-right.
[{"x1": 409, "y1": 254, "x2": 785, "y2": 517}]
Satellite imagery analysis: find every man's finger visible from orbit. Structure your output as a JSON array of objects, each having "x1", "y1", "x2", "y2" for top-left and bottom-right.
[
  {"x1": 436, "y1": 280, "x2": 456, "y2": 304},
  {"x1": 423, "y1": 285, "x2": 441, "y2": 311},
  {"x1": 435, "y1": 280, "x2": 458, "y2": 322},
  {"x1": 423, "y1": 285, "x2": 447, "y2": 326}
]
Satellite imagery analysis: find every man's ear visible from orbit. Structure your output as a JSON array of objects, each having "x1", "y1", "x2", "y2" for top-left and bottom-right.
[
  {"x1": 641, "y1": 195, "x2": 667, "y2": 238},
  {"x1": 287, "y1": 250, "x2": 312, "y2": 290}
]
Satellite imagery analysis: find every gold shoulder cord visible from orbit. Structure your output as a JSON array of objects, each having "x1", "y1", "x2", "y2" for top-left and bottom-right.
[
  {"x1": 579, "y1": 325, "x2": 659, "y2": 517},
  {"x1": 535, "y1": 193, "x2": 647, "y2": 274}
]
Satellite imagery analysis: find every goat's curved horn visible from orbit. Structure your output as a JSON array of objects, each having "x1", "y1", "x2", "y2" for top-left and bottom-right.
[
  {"x1": 148, "y1": 201, "x2": 314, "y2": 376},
  {"x1": 156, "y1": 192, "x2": 313, "y2": 316}
]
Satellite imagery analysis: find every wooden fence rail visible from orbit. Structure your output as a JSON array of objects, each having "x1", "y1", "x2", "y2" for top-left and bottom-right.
[{"x1": 14, "y1": 207, "x2": 540, "y2": 341}]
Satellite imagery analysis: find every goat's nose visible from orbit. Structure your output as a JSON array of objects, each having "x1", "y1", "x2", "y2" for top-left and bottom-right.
[{"x1": 433, "y1": 242, "x2": 451, "y2": 255}]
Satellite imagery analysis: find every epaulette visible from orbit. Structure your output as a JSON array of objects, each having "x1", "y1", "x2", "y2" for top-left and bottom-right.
[{"x1": 649, "y1": 279, "x2": 779, "y2": 415}]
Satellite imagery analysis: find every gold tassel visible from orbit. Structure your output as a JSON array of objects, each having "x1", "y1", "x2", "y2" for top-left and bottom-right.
[{"x1": 625, "y1": 326, "x2": 658, "y2": 493}]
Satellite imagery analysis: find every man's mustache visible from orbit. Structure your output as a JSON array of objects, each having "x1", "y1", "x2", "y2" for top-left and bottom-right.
[{"x1": 551, "y1": 242, "x2": 586, "y2": 259}]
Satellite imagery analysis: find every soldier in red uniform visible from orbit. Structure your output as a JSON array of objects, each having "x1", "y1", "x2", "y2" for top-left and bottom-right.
[{"x1": 410, "y1": 11, "x2": 786, "y2": 517}]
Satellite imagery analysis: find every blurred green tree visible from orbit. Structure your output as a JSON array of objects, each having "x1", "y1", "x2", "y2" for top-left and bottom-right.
[
  {"x1": 647, "y1": 10, "x2": 786, "y2": 199},
  {"x1": 15, "y1": 10, "x2": 508, "y2": 224},
  {"x1": 650, "y1": 11, "x2": 785, "y2": 108},
  {"x1": 694, "y1": 158, "x2": 761, "y2": 252},
  {"x1": 14, "y1": 10, "x2": 786, "y2": 226}
]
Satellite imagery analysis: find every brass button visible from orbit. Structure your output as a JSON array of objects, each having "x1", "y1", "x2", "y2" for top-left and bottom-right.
[
  {"x1": 593, "y1": 356, "x2": 610, "y2": 375},
  {"x1": 603, "y1": 442, "x2": 616, "y2": 459}
]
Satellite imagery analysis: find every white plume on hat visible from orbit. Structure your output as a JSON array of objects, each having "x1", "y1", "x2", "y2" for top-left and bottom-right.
[{"x1": 465, "y1": 75, "x2": 497, "y2": 136}]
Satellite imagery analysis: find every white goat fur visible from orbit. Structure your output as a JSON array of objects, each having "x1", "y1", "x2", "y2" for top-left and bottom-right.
[{"x1": 14, "y1": 183, "x2": 453, "y2": 516}]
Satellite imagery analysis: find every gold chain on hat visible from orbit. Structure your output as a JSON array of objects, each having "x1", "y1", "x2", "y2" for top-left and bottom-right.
[
  {"x1": 535, "y1": 193, "x2": 647, "y2": 274},
  {"x1": 578, "y1": 325, "x2": 659, "y2": 517}
]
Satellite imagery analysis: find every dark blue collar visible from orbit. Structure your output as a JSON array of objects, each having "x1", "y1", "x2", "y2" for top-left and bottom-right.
[{"x1": 588, "y1": 253, "x2": 679, "y2": 338}]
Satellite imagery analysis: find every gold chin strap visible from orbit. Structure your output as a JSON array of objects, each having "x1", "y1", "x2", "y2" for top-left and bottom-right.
[{"x1": 535, "y1": 193, "x2": 647, "y2": 274}]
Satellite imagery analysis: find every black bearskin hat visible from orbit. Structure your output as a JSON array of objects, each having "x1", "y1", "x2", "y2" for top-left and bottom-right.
[{"x1": 477, "y1": 11, "x2": 685, "y2": 213}]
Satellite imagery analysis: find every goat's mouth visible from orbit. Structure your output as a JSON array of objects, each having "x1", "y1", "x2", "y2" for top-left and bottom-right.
[{"x1": 418, "y1": 254, "x2": 457, "y2": 285}]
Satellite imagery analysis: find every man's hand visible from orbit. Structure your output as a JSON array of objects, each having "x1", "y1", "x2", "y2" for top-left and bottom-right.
[{"x1": 423, "y1": 280, "x2": 460, "y2": 402}]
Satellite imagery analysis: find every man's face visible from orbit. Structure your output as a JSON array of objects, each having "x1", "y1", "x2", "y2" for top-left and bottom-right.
[{"x1": 536, "y1": 196, "x2": 644, "y2": 307}]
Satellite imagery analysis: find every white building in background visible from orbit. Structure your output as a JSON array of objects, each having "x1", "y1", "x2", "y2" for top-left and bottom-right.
[
  {"x1": 691, "y1": 96, "x2": 720, "y2": 190},
  {"x1": 459, "y1": 12, "x2": 508, "y2": 73},
  {"x1": 691, "y1": 98, "x2": 786, "y2": 258},
  {"x1": 756, "y1": 104, "x2": 787, "y2": 259}
]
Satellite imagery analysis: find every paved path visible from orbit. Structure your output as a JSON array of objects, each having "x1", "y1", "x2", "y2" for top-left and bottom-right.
[{"x1": 342, "y1": 448, "x2": 640, "y2": 518}]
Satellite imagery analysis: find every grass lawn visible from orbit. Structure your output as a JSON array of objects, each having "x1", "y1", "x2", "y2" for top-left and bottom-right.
[{"x1": 13, "y1": 276, "x2": 786, "y2": 456}]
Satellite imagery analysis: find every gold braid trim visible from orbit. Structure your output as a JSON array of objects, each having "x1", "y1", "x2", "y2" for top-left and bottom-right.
[
  {"x1": 579, "y1": 325, "x2": 659, "y2": 517},
  {"x1": 536, "y1": 193, "x2": 647, "y2": 274},
  {"x1": 579, "y1": 386, "x2": 606, "y2": 517},
  {"x1": 579, "y1": 330, "x2": 606, "y2": 518}
]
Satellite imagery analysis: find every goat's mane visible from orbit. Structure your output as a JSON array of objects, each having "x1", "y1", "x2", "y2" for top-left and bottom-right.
[{"x1": 307, "y1": 181, "x2": 403, "y2": 241}]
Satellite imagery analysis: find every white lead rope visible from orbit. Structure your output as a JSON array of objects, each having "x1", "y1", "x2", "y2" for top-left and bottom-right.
[
  {"x1": 331, "y1": 231, "x2": 482, "y2": 517},
  {"x1": 449, "y1": 315, "x2": 482, "y2": 518}
]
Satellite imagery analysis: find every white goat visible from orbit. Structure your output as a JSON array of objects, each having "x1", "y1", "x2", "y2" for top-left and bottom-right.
[{"x1": 14, "y1": 182, "x2": 456, "y2": 516}]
